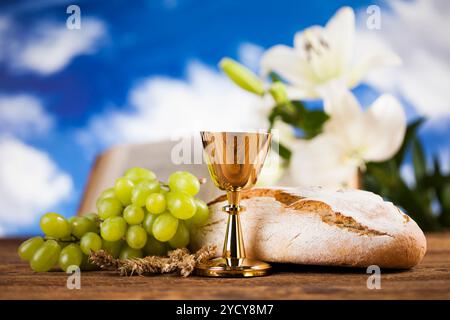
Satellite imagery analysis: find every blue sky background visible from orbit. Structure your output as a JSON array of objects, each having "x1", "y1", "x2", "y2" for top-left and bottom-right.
[{"x1": 0, "y1": 0, "x2": 449, "y2": 236}]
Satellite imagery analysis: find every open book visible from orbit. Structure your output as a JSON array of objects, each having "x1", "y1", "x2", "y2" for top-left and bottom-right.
[{"x1": 77, "y1": 140, "x2": 222, "y2": 215}]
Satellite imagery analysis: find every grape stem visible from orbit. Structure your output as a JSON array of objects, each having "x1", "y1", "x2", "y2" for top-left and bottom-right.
[{"x1": 159, "y1": 181, "x2": 169, "y2": 188}]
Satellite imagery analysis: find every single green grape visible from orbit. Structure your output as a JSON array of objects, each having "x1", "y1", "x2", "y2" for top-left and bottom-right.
[
  {"x1": 71, "y1": 216, "x2": 98, "y2": 239},
  {"x1": 96, "y1": 187, "x2": 116, "y2": 208},
  {"x1": 143, "y1": 212, "x2": 158, "y2": 235},
  {"x1": 84, "y1": 212, "x2": 98, "y2": 222},
  {"x1": 145, "y1": 193, "x2": 166, "y2": 214},
  {"x1": 100, "y1": 216, "x2": 127, "y2": 242},
  {"x1": 126, "y1": 225, "x2": 147, "y2": 249},
  {"x1": 119, "y1": 245, "x2": 143, "y2": 260},
  {"x1": 123, "y1": 204, "x2": 145, "y2": 225},
  {"x1": 99, "y1": 187, "x2": 116, "y2": 199},
  {"x1": 124, "y1": 167, "x2": 156, "y2": 183},
  {"x1": 97, "y1": 197, "x2": 123, "y2": 220},
  {"x1": 131, "y1": 180, "x2": 160, "y2": 207},
  {"x1": 102, "y1": 239, "x2": 123, "y2": 258},
  {"x1": 114, "y1": 177, "x2": 135, "y2": 206},
  {"x1": 188, "y1": 198, "x2": 210, "y2": 226},
  {"x1": 152, "y1": 212, "x2": 179, "y2": 242},
  {"x1": 168, "y1": 171, "x2": 200, "y2": 196},
  {"x1": 18, "y1": 237, "x2": 44, "y2": 261},
  {"x1": 168, "y1": 221, "x2": 190, "y2": 248},
  {"x1": 40, "y1": 212, "x2": 71, "y2": 239},
  {"x1": 30, "y1": 240, "x2": 61, "y2": 272},
  {"x1": 143, "y1": 235, "x2": 167, "y2": 256},
  {"x1": 166, "y1": 191, "x2": 197, "y2": 220},
  {"x1": 58, "y1": 243, "x2": 83, "y2": 272},
  {"x1": 80, "y1": 232, "x2": 102, "y2": 255}
]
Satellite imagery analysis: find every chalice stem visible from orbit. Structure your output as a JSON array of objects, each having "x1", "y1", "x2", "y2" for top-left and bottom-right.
[
  {"x1": 196, "y1": 131, "x2": 271, "y2": 277},
  {"x1": 223, "y1": 190, "x2": 246, "y2": 265}
]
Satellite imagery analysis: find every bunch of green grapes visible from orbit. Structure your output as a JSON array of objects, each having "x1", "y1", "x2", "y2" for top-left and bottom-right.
[
  {"x1": 18, "y1": 212, "x2": 100, "y2": 272},
  {"x1": 18, "y1": 167, "x2": 210, "y2": 272}
]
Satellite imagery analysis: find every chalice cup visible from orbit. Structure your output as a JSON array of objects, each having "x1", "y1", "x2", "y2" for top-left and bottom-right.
[{"x1": 196, "y1": 131, "x2": 272, "y2": 277}]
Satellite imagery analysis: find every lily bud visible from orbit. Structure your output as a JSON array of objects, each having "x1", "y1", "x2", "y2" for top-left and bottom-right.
[
  {"x1": 269, "y1": 82, "x2": 288, "y2": 104},
  {"x1": 219, "y1": 58, "x2": 265, "y2": 96}
]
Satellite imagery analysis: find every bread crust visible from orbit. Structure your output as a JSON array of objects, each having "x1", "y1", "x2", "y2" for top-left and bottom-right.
[{"x1": 191, "y1": 187, "x2": 427, "y2": 268}]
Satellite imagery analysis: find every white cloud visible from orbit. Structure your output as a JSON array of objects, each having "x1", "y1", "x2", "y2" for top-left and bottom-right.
[
  {"x1": 0, "y1": 94, "x2": 53, "y2": 137},
  {"x1": 356, "y1": 0, "x2": 450, "y2": 119},
  {"x1": 17, "y1": 18, "x2": 106, "y2": 75},
  {"x1": 238, "y1": 42, "x2": 265, "y2": 72},
  {"x1": 0, "y1": 17, "x2": 106, "y2": 75},
  {"x1": 79, "y1": 61, "x2": 270, "y2": 152},
  {"x1": 0, "y1": 136, "x2": 73, "y2": 234}
]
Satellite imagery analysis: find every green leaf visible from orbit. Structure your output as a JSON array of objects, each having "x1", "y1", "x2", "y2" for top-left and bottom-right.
[
  {"x1": 433, "y1": 155, "x2": 442, "y2": 177},
  {"x1": 412, "y1": 137, "x2": 427, "y2": 187},
  {"x1": 272, "y1": 101, "x2": 329, "y2": 139},
  {"x1": 271, "y1": 141, "x2": 292, "y2": 162},
  {"x1": 439, "y1": 183, "x2": 450, "y2": 227},
  {"x1": 269, "y1": 71, "x2": 283, "y2": 83},
  {"x1": 393, "y1": 117, "x2": 425, "y2": 167},
  {"x1": 301, "y1": 110, "x2": 330, "y2": 139}
]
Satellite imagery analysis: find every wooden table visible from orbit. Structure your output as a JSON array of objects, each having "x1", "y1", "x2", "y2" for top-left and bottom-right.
[{"x1": 1, "y1": 234, "x2": 449, "y2": 300}]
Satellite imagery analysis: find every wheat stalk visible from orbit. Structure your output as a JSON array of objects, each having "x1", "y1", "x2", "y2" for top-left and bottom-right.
[{"x1": 89, "y1": 245, "x2": 216, "y2": 277}]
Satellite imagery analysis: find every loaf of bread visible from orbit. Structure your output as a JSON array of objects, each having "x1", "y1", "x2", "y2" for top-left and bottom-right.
[{"x1": 190, "y1": 187, "x2": 427, "y2": 268}]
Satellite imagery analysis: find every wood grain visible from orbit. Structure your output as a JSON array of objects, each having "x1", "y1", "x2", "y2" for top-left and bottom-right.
[{"x1": 1, "y1": 234, "x2": 449, "y2": 300}]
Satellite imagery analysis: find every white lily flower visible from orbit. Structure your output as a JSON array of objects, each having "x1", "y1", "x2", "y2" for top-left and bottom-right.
[
  {"x1": 260, "y1": 7, "x2": 401, "y2": 99},
  {"x1": 290, "y1": 86, "x2": 406, "y2": 188}
]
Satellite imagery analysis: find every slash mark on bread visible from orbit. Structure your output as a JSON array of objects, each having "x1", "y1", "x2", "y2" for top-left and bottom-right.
[{"x1": 289, "y1": 200, "x2": 391, "y2": 237}]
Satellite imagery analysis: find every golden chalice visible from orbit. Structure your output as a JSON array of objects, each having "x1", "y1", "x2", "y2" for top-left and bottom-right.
[{"x1": 196, "y1": 131, "x2": 272, "y2": 277}]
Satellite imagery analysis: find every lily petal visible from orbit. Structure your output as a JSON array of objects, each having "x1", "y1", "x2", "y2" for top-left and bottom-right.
[
  {"x1": 285, "y1": 85, "x2": 314, "y2": 100},
  {"x1": 260, "y1": 45, "x2": 314, "y2": 87},
  {"x1": 294, "y1": 26, "x2": 339, "y2": 83},
  {"x1": 324, "y1": 6, "x2": 355, "y2": 71},
  {"x1": 320, "y1": 84, "x2": 370, "y2": 153},
  {"x1": 348, "y1": 35, "x2": 402, "y2": 87},
  {"x1": 290, "y1": 133, "x2": 358, "y2": 188},
  {"x1": 361, "y1": 94, "x2": 406, "y2": 162},
  {"x1": 319, "y1": 82, "x2": 362, "y2": 119}
]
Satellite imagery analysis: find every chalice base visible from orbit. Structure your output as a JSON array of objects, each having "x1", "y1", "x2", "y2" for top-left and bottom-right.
[{"x1": 195, "y1": 257, "x2": 271, "y2": 277}]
